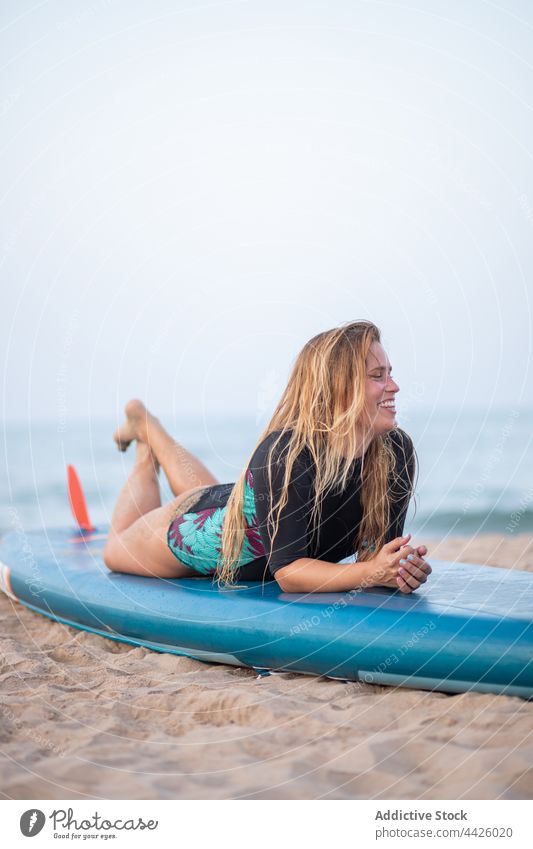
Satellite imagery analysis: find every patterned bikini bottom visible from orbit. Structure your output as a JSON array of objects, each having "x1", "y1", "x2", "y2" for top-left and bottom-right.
[{"x1": 166, "y1": 474, "x2": 265, "y2": 577}]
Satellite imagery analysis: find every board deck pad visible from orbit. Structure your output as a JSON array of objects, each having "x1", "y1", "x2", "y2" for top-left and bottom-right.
[{"x1": 1, "y1": 526, "x2": 532, "y2": 698}]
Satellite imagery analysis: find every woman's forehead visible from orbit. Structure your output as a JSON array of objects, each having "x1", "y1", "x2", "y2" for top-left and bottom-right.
[{"x1": 366, "y1": 342, "x2": 390, "y2": 369}]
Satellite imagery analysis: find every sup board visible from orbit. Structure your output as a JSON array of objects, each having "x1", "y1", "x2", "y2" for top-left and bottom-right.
[{"x1": 1, "y1": 522, "x2": 532, "y2": 698}]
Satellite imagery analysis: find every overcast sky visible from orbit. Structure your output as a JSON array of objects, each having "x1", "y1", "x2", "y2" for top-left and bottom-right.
[{"x1": 1, "y1": 0, "x2": 532, "y2": 426}]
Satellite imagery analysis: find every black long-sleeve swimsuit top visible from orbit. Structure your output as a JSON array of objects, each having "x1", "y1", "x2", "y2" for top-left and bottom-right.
[{"x1": 190, "y1": 427, "x2": 415, "y2": 582}]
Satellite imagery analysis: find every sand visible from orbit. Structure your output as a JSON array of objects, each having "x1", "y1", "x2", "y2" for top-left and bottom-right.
[{"x1": 1, "y1": 533, "x2": 532, "y2": 800}]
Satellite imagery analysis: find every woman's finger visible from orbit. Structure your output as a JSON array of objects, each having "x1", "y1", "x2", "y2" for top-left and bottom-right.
[
  {"x1": 385, "y1": 534, "x2": 412, "y2": 553},
  {"x1": 402, "y1": 564, "x2": 428, "y2": 584},
  {"x1": 396, "y1": 573, "x2": 410, "y2": 593},
  {"x1": 396, "y1": 544, "x2": 415, "y2": 561},
  {"x1": 396, "y1": 572, "x2": 416, "y2": 593},
  {"x1": 405, "y1": 553, "x2": 432, "y2": 575},
  {"x1": 418, "y1": 558, "x2": 432, "y2": 575},
  {"x1": 398, "y1": 565, "x2": 422, "y2": 590},
  {"x1": 407, "y1": 567, "x2": 427, "y2": 584}
]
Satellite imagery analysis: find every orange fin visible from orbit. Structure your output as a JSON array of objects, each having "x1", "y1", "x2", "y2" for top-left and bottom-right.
[{"x1": 67, "y1": 465, "x2": 96, "y2": 532}]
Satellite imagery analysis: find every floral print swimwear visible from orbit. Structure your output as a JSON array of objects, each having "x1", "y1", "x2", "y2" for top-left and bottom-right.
[{"x1": 167, "y1": 470, "x2": 265, "y2": 578}]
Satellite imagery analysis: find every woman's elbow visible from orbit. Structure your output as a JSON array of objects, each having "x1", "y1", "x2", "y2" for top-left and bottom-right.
[{"x1": 274, "y1": 563, "x2": 303, "y2": 593}]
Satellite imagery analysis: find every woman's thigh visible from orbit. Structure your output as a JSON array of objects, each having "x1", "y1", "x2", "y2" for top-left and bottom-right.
[{"x1": 103, "y1": 485, "x2": 209, "y2": 577}]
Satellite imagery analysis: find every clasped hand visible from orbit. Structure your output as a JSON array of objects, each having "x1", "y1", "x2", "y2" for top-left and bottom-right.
[{"x1": 367, "y1": 533, "x2": 432, "y2": 594}]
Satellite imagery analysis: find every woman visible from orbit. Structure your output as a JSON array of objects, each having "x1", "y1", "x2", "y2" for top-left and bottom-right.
[{"x1": 103, "y1": 320, "x2": 431, "y2": 593}]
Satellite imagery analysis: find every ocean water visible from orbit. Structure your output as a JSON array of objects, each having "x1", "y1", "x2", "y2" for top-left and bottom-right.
[{"x1": 1, "y1": 408, "x2": 532, "y2": 542}]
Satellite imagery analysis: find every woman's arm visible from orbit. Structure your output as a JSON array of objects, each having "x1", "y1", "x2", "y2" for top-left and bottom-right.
[
  {"x1": 274, "y1": 534, "x2": 430, "y2": 593},
  {"x1": 274, "y1": 557, "x2": 375, "y2": 593}
]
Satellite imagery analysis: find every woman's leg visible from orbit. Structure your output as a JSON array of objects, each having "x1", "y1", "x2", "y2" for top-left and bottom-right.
[
  {"x1": 109, "y1": 442, "x2": 161, "y2": 534},
  {"x1": 103, "y1": 400, "x2": 214, "y2": 577},
  {"x1": 114, "y1": 399, "x2": 219, "y2": 496},
  {"x1": 103, "y1": 496, "x2": 198, "y2": 578}
]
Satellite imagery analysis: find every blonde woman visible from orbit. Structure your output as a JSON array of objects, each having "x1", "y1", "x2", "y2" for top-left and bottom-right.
[{"x1": 103, "y1": 320, "x2": 431, "y2": 594}]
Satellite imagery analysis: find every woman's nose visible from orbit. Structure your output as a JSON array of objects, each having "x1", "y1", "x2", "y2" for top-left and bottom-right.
[{"x1": 387, "y1": 376, "x2": 400, "y2": 392}]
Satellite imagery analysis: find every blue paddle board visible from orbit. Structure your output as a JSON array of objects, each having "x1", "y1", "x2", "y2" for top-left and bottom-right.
[{"x1": 0, "y1": 525, "x2": 532, "y2": 698}]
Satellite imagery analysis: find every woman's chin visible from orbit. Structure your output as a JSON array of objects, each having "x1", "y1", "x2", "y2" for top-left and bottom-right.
[{"x1": 374, "y1": 413, "x2": 397, "y2": 433}]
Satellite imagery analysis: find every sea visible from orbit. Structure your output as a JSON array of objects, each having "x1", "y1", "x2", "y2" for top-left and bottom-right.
[{"x1": 1, "y1": 407, "x2": 532, "y2": 542}]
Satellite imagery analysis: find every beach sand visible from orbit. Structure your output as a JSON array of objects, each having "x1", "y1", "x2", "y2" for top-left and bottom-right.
[{"x1": 1, "y1": 533, "x2": 532, "y2": 800}]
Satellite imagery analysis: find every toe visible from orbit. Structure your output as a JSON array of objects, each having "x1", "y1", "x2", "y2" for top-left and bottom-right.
[{"x1": 113, "y1": 429, "x2": 132, "y2": 451}]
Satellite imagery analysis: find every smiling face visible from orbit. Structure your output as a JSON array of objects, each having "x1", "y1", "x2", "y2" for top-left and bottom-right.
[{"x1": 363, "y1": 341, "x2": 400, "y2": 435}]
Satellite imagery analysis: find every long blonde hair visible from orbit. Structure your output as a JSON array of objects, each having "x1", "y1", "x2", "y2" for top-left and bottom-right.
[{"x1": 216, "y1": 320, "x2": 416, "y2": 584}]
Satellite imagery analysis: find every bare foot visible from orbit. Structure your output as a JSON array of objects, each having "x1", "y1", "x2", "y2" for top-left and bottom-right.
[{"x1": 113, "y1": 399, "x2": 158, "y2": 452}]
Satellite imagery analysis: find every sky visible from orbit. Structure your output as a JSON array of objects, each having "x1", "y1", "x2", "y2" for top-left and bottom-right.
[{"x1": 1, "y1": 0, "x2": 532, "y2": 426}]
